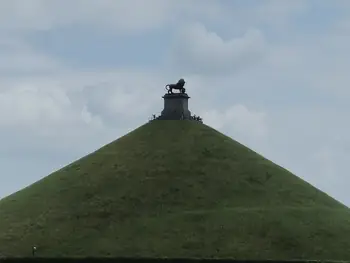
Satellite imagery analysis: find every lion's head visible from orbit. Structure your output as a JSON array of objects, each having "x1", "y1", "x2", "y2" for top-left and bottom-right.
[{"x1": 177, "y1": 78, "x2": 185, "y2": 87}]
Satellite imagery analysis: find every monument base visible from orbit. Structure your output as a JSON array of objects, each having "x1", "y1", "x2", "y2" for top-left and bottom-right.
[{"x1": 160, "y1": 93, "x2": 191, "y2": 120}]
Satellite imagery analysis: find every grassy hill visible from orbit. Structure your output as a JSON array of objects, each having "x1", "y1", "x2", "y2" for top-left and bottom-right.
[{"x1": 0, "y1": 120, "x2": 350, "y2": 259}]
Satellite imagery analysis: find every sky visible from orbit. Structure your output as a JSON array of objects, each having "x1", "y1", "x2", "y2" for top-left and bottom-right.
[{"x1": 0, "y1": 0, "x2": 350, "y2": 205}]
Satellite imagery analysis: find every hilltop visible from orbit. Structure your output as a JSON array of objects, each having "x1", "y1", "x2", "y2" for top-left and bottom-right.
[{"x1": 0, "y1": 121, "x2": 349, "y2": 259}]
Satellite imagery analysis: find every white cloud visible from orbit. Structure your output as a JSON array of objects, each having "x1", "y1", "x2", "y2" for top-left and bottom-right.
[
  {"x1": 0, "y1": 69, "x2": 170, "y2": 141},
  {"x1": 0, "y1": 85, "x2": 69, "y2": 126},
  {"x1": 169, "y1": 23, "x2": 266, "y2": 75},
  {"x1": 82, "y1": 81, "x2": 158, "y2": 121},
  {"x1": 0, "y1": 51, "x2": 58, "y2": 73},
  {"x1": 0, "y1": 0, "x2": 227, "y2": 34},
  {"x1": 253, "y1": 0, "x2": 307, "y2": 28},
  {"x1": 0, "y1": 35, "x2": 60, "y2": 73},
  {"x1": 202, "y1": 104, "x2": 268, "y2": 144},
  {"x1": 0, "y1": 0, "x2": 171, "y2": 32},
  {"x1": 0, "y1": 82, "x2": 104, "y2": 139}
]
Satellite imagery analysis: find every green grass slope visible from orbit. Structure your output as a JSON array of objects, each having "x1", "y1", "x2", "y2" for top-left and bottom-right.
[{"x1": 0, "y1": 121, "x2": 350, "y2": 259}]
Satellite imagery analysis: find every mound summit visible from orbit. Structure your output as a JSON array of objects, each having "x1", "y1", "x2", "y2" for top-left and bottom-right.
[{"x1": 0, "y1": 88, "x2": 350, "y2": 260}]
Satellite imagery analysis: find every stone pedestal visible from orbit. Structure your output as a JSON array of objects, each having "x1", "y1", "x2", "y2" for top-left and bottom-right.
[{"x1": 160, "y1": 93, "x2": 191, "y2": 120}]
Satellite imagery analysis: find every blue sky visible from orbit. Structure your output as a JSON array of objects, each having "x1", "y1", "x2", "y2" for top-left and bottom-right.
[
  {"x1": 27, "y1": 27, "x2": 171, "y2": 69},
  {"x1": 1, "y1": 0, "x2": 350, "y2": 206}
]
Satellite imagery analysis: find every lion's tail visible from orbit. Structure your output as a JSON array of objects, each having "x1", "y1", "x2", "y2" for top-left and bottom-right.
[{"x1": 165, "y1": 84, "x2": 170, "y2": 91}]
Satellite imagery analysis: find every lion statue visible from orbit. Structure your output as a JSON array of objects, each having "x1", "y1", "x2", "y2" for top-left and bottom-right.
[{"x1": 165, "y1": 78, "x2": 186, "y2": 94}]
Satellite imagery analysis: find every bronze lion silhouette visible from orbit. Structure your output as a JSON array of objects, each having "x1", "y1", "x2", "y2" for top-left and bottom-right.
[{"x1": 165, "y1": 79, "x2": 186, "y2": 94}]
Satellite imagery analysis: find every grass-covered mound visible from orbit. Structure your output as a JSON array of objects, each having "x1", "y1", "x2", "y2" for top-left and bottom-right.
[{"x1": 0, "y1": 121, "x2": 349, "y2": 259}]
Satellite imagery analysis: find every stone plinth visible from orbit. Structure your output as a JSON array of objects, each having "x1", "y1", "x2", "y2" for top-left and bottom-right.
[{"x1": 160, "y1": 93, "x2": 191, "y2": 120}]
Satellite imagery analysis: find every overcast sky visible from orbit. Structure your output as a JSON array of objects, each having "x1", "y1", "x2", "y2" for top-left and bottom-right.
[{"x1": 0, "y1": 0, "x2": 350, "y2": 206}]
